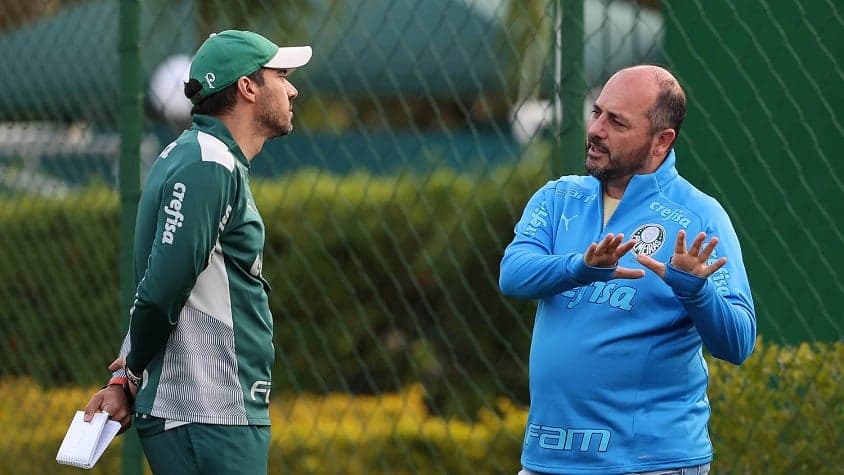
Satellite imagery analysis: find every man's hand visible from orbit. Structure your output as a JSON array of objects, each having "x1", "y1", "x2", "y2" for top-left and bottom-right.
[
  {"x1": 584, "y1": 233, "x2": 645, "y2": 279},
  {"x1": 83, "y1": 357, "x2": 136, "y2": 434},
  {"x1": 637, "y1": 230, "x2": 727, "y2": 279},
  {"x1": 107, "y1": 357, "x2": 125, "y2": 372},
  {"x1": 83, "y1": 385, "x2": 134, "y2": 434}
]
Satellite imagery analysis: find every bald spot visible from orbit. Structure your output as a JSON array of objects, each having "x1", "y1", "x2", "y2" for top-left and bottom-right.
[{"x1": 606, "y1": 65, "x2": 685, "y2": 134}]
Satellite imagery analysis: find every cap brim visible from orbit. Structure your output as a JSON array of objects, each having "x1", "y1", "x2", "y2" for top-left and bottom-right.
[{"x1": 265, "y1": 46, "x2": 312, "y2": 69}]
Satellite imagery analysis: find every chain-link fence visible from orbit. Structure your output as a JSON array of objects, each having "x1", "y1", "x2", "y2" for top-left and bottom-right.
[{"x1": 0, "y1": 0, "x2": 841, "y2": 473}]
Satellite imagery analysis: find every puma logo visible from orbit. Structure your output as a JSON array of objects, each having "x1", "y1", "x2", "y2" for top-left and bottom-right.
[{"x1": 561, "y1": 213, "x2": 578, "y2": 231}]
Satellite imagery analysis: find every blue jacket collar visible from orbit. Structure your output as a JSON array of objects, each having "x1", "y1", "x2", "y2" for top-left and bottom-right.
[{"x1": 618, "y1": 149, "x2": 679, "y2": 197}]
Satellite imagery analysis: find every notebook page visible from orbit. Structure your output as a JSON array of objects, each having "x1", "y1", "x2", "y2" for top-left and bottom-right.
[
  {"x1": 56, "y1": 411, "x2": 107, "y2": 468},
  {"x1": 89, "y1": 419, "x2": 122, "y2": 467}
]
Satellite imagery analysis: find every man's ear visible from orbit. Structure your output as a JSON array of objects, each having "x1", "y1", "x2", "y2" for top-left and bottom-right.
[
  {"x1": 652, "y1": 128, "x2": 677, "y2": 158},
  {"x1": 236, "y1": 76, "x2": 259, "y2": 104}
]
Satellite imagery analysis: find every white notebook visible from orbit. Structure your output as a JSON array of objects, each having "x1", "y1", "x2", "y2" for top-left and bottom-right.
[{"x1": 56, "y1": 411, "x2": 122, "y2": 469}]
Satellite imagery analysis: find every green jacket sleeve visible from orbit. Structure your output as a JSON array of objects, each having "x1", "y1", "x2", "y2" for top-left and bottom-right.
[{"x1": 126, "y1": 161, "x2": 236, "y2": 373}]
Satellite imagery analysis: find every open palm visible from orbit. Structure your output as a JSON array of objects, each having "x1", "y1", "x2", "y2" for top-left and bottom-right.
[{"x1": 637, "y1": 230, "x2": 727, "y2": 279}]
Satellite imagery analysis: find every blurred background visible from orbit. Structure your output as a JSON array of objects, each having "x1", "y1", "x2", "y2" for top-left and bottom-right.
[{"x1": 0, "y1": 0, "x2": 841, "y2": 473}]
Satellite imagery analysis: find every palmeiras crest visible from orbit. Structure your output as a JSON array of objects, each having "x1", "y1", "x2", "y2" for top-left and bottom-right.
[{"x1": 630, "y1": 223, "x2": 666, "y2": 256}]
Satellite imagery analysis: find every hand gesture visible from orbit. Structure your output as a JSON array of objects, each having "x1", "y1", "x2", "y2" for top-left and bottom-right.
[
  {"x1": 637, "y1": 230, "x2": 727, "y2": 279},
  {"x1": 584, "y1": 233, "x2": 645, "y2": 279}
]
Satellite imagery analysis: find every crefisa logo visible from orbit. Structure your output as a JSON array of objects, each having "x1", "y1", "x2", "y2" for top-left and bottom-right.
[
  {"x1": 630, "y1": 223, "x2": 666, "y2": 256},
  {"x1": 649, "y1": 201, "x2": 692, "y2": 228}
]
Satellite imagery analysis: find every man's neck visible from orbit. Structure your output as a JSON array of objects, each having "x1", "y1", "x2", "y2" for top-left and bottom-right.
[
  {"x1": 218, "y1": 114, "x2": 266, "y2": 161},
  {"x1": 603, "y1": 153, "x2": 667, "y2": 199},
  {"x1": 603, "y1": 177, "x2": 632, "y2": 199}
]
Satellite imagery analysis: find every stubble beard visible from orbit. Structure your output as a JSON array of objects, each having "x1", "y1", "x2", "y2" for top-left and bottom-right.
[
  {"x1": 584, "y1": 137, "x2": 651, "y2": 182},
  {"x1": 257, "y1": 101, "x2": 292, "y2": 139}
]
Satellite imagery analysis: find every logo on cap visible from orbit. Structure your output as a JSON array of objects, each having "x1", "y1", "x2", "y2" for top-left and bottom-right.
[{"x1": 205, "y1": 72, "x2": 216, "y2": 89}]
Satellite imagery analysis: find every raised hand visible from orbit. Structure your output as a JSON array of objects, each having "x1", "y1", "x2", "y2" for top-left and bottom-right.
[
  {"x1": 584, "y1": 233, "x2": 645, "y2": 280},
  {"x1": 637, "y1": 230, "x2": 727, "y2": 279}
]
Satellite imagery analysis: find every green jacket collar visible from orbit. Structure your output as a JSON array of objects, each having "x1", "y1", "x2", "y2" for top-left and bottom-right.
[{"x1": 191, "y1": 114, "x2": 250, "y2": 168}]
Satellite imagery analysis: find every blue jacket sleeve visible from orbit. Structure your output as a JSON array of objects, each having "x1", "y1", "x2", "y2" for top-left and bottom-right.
[
  {"x1": 663, "y1": 209, "x2": 757, "y2": 365},
  {"x1": 499, "y1": 183, "x2": 614, "y2": 299}
]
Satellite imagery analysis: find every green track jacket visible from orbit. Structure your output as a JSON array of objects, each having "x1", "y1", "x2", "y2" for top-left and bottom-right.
[{"x1": 121, "y1": 114, "x2": 273, "y2": 426}]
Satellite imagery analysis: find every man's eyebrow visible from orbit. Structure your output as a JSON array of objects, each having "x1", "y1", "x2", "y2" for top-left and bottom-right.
[
  {"x1": 608, "y1": 111, "x2": 631, "y2": 124},
  {"x1": 265, "y1": 68, "x2": 290, "y2": 76},
  {"x1": 593, "y1": 103, "x2": 631, "y2": 124}
]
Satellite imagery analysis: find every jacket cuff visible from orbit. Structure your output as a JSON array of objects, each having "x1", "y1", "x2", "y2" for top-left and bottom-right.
[
  {"x1": 569, "y1": 255, "x2": 616, "y2": 284},
  {"x1": 665, "y1": 264, "x2": 707, "y2": 297}
]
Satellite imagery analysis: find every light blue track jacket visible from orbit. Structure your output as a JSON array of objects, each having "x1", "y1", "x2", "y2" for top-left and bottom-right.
[{"x1": 499, "y1": 150, "x2": 756, "y2": 474}]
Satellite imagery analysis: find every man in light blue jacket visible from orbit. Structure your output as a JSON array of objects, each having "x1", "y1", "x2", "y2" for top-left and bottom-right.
[{"x1": 500, "y1": 65, "x2": 756, "y2": 475}]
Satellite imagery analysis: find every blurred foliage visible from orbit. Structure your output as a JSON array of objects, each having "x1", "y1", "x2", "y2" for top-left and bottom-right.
[
  {"x1": 708, "y1": 340, "x2": 844, "y2": 473},
  {"x1": 196, "y1": 0, "x2": 317, "y2": 44},
  {"x1": 3, "y1": 339, "x2": 842, "y2": 474},
  {"x1": 0, "y1": 186, "x2": 120, "y2": 385},
  {"x1": 0, "y1": 0, "x2": 84, "y2": 31}
]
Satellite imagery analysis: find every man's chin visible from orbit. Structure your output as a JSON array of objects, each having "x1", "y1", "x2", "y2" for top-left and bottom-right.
[
  {"x1": 271, "y1": 126, "x2": 293, "y2": 139},
  {"x1": 584, "y1": 159, "x2": 606, "y2": 179}
]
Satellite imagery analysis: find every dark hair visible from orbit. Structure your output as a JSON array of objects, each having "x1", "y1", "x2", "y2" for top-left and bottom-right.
[
  {"x1": 183, "y1": 68, "x2": 265, "y2": 116},
  {"x1": 647, "y1": 76, "x2": 686, "y2": 142}
]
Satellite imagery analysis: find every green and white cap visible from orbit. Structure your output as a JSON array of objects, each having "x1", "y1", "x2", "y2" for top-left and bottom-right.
[{"x1": 188, "y1": 30, "x2": 312, "y2": 103}]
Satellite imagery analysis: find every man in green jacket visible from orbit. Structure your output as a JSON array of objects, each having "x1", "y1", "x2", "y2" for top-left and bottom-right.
[{"x1": 83, "y1": 30, "x2": 311, "y2": 474}]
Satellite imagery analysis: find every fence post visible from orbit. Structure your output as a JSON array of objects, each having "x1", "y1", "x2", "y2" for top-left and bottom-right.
[
  {"x1": 554, "y1": 0, "x2": 585, "y2": 176},
  {"x1": 119, "y1": 1, "x2": 143, "y2": 473}
]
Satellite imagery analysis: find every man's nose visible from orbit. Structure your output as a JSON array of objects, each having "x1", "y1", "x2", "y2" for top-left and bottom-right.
[
  {"x1": 287, "y1": 82, "x2": 299, "y2": 99},
  {"x1": 587, "y1": 116, "x2": 606, "y2": 139}
]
